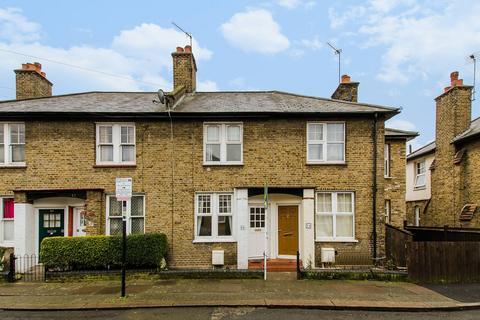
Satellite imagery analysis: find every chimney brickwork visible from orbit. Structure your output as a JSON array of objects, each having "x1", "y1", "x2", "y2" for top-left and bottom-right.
[
  {"x1": 15, "y1": 62, "x2": 52, "y2": 100},
  {"x1": 172, "y1": 45, "x2": 197, "y2": 93},
  {"x1": 428, "y1": 71, "x2": 473, "y2": 227},
  {"x1": 331, "y1": 74, "x2": 359, "y2": 102}
]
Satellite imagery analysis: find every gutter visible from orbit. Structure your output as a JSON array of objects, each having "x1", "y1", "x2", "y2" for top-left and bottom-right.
[{"x1": 372, "y1": 112, "x2": 378, "y2": 264}]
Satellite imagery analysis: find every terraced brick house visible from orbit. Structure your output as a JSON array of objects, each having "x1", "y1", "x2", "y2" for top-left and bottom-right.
[
  {"x1": 0, "y1": 46, "x2": 413, "y2": 269},
  {"x1": 406, "y1": 72, "x2": 480, "y2": 228}
]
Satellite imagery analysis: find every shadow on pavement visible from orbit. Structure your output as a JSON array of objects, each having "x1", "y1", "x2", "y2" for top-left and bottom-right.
[{"x1": 422, "y1": 283, "x2": 480, "y2": 303}]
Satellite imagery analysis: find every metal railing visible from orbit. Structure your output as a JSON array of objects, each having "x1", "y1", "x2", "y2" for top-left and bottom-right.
[{"x1": 9, "y1": 253, "x2": 45, "y2": 282}]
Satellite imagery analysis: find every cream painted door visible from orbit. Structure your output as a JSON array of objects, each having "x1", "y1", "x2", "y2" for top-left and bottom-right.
[
  {"x1": 248, "y1": 206, "x2": 266, "y2": 259},
  {"x1": 73, "y1": 207, "x2": 86, "y2": 236}
]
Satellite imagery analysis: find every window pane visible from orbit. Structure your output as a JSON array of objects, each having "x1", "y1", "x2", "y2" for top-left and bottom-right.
[
  {"x1": 109, "y1": 218, "x2": 122, "y2": 235},
  {"x1": 197, "y1": 216, "x2": 212, "y2": 236},
  {"x1": 0, "y1": 124, "x2": 3, "y2": 142},
  {"x1": 206, "y1": 144, "x2": 220, "y2": 162},
  {"x1": 131, "y1": 217, "x2": 144, "y2": 234},
  {"x1": 316, "y1": 215, "x2": 333, "y2": 237},
  {"x1": 11, "y1": 145, "x2": 25, "y2": 162},
  {"x1": 3, "y1": 198, "x2": 14, "y2": 218},
  {"x1": 206, "y1": 126, "x2": 219, "y2": 142},
  {"x1": 121, "y1": 145, "x2": 135, "y2": 162},
  {"x1": 109, "y1": 197, "x2": 122, "y2": 217},
  {"x1": 9, "y1": 124, "x2": 24, "y2": 144},
  {"x1": 99, "y1": 126, "x2": 112, "y2": 144},
  {"x1": 417, "y1": 161, "x2": 426, "y2": 174},
  {"x1": 197, "y1": 195, "x2": 211, "y2": 214},
  {"x1": 308, "y1": 124, "x2": 323, "y2": 141},
  {"x1": 218, "y1": 215, "x2": 232, "y2": 236},
  {"x1": 226, "y1": 144, "x2": 241, "y2": 162},
  {"x1": 327, "y1": 143, "x2": 344, "y2": 161},
  {"x1": 100, "y1": 145, "x2": 113, "y2": 162},
  {"x1": 415, "y1": 174, "x2": 426, "y2": 187},
  {"x1": 131, "y1": 196, "x2": 144, "y2": 216},
  {"x1": 317, "y1": 193, "x2": 332, "y2": 212},
  {"x1": 336, "y1": 215, "x2": 354, "y2": 238},
  {"x1": 327, "y1": 123, "x2": 344, "y2": 142},
  {"x1": 0, "y1": 145, "x2": 4, "y2": 163},
  {"x1": 3, "y1": 220, "x2": 14, "y2": 241},
  {"x1": 337, "y1": 193, "x2": 352, "y2": 212},
  {"x1": 308, "y1": 144, "x2": 323, "y2": 161},
  {"x1": 227, "y1": 125, "x2": 240, "y2": 141},
  {"x1": 218, "y1": 195, "x2": 231, "y2": 213},
  {"x1": 121, "y1": 126, "x2": 134, "y2": 144}
]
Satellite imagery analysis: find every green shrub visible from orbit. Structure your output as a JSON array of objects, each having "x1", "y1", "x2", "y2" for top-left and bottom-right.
[{"x1": 40, "y1": 233, "x2": 168, "y2": 271}]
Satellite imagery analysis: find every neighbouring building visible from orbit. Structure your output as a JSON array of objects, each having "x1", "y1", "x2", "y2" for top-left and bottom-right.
[
  {"x1": 406, "y1": 71, "x2": 480, "y2": 228},
  {"x1": 0, "y1": 46, "x2": 412, "y2": 269}
]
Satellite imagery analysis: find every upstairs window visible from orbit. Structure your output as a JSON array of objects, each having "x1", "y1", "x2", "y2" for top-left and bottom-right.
[
  {"x1": 96, "y1": 123, "x2": 135, "y2": 165},
  {"x1": 307, "y1": 122, "x2": 345, "y2": 163},
  {"x1": 0, "y1": 123, "x2": 25, "y2": 165},
  {"x1": 203, "y1": 123, "x2": 243, "y2": 165},
  {"x1": 384, "y1": 143, "x2": 390, "y2": 177},
  {"x1": 414, "y1": 160, "x2": 426, "y2": 188}
]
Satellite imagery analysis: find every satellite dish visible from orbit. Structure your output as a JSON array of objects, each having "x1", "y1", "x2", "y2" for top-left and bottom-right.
[{"x1": 157, "y1": 89, "x2": 165, "y2": 104}]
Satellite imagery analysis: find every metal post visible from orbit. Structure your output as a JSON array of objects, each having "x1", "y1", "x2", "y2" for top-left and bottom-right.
[
  {"x1": 296, "y1": 250, "x2": 301, "y2": 280},
  {"x1": 121, "y1": 200, "x2": 127, "y2": 297},
  {"x1": 8, "y1": 253, "x2": 15, "y2": 282}
]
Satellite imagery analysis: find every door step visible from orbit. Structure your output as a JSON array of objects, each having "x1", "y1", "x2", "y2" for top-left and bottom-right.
[{"x1": 248, "y1": 259, "x2": 300, "y2": 272}]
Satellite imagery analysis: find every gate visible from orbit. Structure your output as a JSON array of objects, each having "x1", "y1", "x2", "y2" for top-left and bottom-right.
[
  {"x1": 385, "y1": 224, "x2": 412, "y2": 268},
  {"x1": 8, "y1": 253, "x2": 45, "y2": 282}
]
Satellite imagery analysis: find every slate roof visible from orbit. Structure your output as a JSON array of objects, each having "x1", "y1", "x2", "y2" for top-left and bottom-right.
[
  {"x1": 0, "y1": 91, "x2": 399, "y2": 117},
  {"x1": 385, "y1": 128, "x2": 418, "y2": 140},
  {"x1": 407, "y1": 141, "x2": 436, "y2": 160},
  {"x1": 453, "y1": 117, "x2": 480, "y2": 143}
]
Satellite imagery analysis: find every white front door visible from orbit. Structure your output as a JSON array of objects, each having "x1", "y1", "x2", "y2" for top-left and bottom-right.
[
  {"x1": 248, "y1": 206, "x2": 266, "y2": 259},
  {"x1": 73, "y1": 207, "x2": 86, "y2": 236}
]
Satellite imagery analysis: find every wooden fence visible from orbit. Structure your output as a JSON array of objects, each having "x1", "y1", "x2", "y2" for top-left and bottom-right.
[
  {"x1": 407, "y1": 241, "x2": 480, "y2": 283},
  {"x1": 385, "y1": 224, "x2": 411, "y2": 268}
]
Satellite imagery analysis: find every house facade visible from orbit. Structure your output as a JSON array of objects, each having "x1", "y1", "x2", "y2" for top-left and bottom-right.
[
  {"x1": 406, "y1": 71, "x2": 480, "y2": 228},
  {"x1": 0, "y1": 46, "x2": 411, "y2": 269}
]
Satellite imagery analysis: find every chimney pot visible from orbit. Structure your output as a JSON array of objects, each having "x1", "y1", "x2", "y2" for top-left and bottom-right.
[
  {"x1": 184, "y1": 45, "x2": 192, "y2": 53},
  {"x1": 176, "y1": 46, "x2": 184, "y2": 53},
  {"x1": 450, "y1": 71, "x2": 459, "y2": 83},
  {"x1": 341, "y1": 74, "x2": 351, "y2": 83}
]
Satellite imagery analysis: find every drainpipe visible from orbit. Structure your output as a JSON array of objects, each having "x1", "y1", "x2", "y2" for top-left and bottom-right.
[{"x1": 372, "y1": 113, "x2": 378, "y2": 265}]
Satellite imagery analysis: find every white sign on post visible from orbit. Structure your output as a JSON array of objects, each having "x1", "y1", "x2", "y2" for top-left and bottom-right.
[{"x1": 116, "y1": 177, "x2": 132, "y2": 201}]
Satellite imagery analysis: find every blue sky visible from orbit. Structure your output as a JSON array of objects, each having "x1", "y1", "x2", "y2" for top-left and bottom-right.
[{"x1": 0, "y1": 0, "x2": 479, "y2": 150}]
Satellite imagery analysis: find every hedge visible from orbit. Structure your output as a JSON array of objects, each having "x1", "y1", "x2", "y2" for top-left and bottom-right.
[{"x1": 40, "y1": 233, "x2": 168, "y2": 271}]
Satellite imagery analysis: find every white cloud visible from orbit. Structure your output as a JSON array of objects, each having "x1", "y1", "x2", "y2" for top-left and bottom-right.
[
  {"x1": 197, "y1": 80, "x2": 219, "y2": 91},
  {"x1": 386, "y1": 119, "x2": 416, "y2": 131},
  {"x1": 228, "y1": 77, "x2": 258, "y2": 91},
  {"x1": 276, "y1": 0, "x2": 315, "y2": 9},
  {"x1": 221, "y1": 9, "x2": 290, "y2": 54},
  {"x1": 0, "y1": 7, "x2": 41, "y2": 43},
  {"x1": 0, "y1": 8, "x2": 214, "y2": 98},
  {"x1": 329, "y1": 1, "x2": 480, "y2": 84},
  {"x1": 328, "y1": 6, "x2": 366, "y2": 29}
]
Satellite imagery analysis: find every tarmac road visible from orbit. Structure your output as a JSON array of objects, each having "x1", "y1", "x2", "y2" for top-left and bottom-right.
[{"x1": 0, "y1": 307, "x2": 479, "y2": 320}]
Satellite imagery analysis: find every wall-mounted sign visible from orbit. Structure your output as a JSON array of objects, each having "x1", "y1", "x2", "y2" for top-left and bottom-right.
[{"x1": 115, "y1": 177, "x2": 132, "y2": 202}]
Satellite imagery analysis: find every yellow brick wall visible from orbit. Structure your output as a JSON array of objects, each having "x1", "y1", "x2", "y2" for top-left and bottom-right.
[{"x1": 384, "y1": 139, "x2": 407, "y2": 228}]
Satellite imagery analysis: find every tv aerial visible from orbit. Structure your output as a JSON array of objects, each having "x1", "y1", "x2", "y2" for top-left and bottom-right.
[
  {"x1": 468, "y1": 53, "x2": 477, "y2": 101},
  {"x1": 327, "y1": 42, "x2": 342, "y2": 84},
  {"x1": 172, "y1": 22, "x2": 193, "y2": 48}
]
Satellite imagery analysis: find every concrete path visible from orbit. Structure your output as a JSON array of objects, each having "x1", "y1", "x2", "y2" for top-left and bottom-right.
[{"x1": 0, "y1": 274, "x2": 478, "y2": 311}]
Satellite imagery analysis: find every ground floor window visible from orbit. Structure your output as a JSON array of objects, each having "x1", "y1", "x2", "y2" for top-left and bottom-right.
[
  {"x1": 0, "y1": 197, "x2": 14, "y2": 244},
  {"x1": 316, "y1": 192, "x2": 355, "y2": 241},
  {"x1": 106, "y1": 195, "x2": 145, "y2": 235},
  {"x1": 195, "y1": 192, "x2": 234, "y2": 241},
  {"x1": 385, "y1": 200, "x2": 391, "y2": 224}
]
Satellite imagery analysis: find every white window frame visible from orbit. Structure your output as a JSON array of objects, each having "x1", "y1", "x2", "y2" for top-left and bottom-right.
[
  {"x1": 315, "y1": 191, "x2": 356, "y2": 242},
  {"x1": 414, "y1": 160, "x2": 426, "y2": 188},
  {"x1": 385, "y1": 199, "x2": 391, "y2": 224},
  {"x1": 96, "y1": 123, "x2": 136, "y2": 165},
  {"x1": 203, "y1": 122, "x2": 243, "y2": 165},
  {"x1": 0, "y1": 122, "x2": 26, "y2": 166},
  {"x1": 306, "y1": 122, "x2": 345, "y2": 164},
  {"x1": 384, "y1": 143, "x2": 390, "y2": 177},
  {"x1": 194, "y1": 192, "x2": 235, "y2": 242},
  {"x1": 0, "y1": 196, "x2": 15, "y2": 246},
  {"x1": 105, "y1": 194, "x2": 145, "y2": 235}
]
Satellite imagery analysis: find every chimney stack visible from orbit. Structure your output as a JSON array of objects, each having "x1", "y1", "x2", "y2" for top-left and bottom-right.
[
  {"x1": 331, "y1": 74, "x2": 359, "y2": 102},
  {"x1": 14, "y1": 62, "x2": 52, "y2": 100},
  {"x1": 172, "y1": 45, "x2": 197, "y2": 93}
]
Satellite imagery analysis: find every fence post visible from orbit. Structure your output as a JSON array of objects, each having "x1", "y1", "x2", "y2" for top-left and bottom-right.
[
  {"x1": 296, "y1": 250, "x2": 301, "y2": 280},
  {"x1": 8, "y1": 253, "x2": 15, "y2": 282}
]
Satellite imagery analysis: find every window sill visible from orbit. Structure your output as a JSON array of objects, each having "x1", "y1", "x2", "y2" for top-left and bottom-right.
[
  {"x1": 193, "y1": 238, "x2": 236, "y2": 243},
  {"x1": 384, "y1": 176, "x2": 392, "y2": 179},
  {"x1": 414, "y1": 186, "x2": 426, "y2": 190},
  {"x1": 0, "y1": 164, "x2": 27, "y2": 169},
  {"x1": 203, "y1": 162, "x2": 244, "y2": 167},
  {"x1": 94, "y1": 164, "x2": 137, "y2": 168},
  {"x1": 0, "y1": 242, "x2": 14, "y2": 247},
  {"x1": 315, "y1": 239, "x2": 358, "y2": 243},
  {"x1": 306, "y1": 161, "x2": 346, "y2": 166}
]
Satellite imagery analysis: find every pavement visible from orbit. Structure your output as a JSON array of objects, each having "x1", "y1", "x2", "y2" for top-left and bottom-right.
[{"x1": 0, "y1": 273, "x2": 479, "y2": 312}]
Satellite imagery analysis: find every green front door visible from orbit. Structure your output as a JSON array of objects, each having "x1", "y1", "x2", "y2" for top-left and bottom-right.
[{"x1": 39, "y1": 209, "x2": 65, "y2": 251}]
